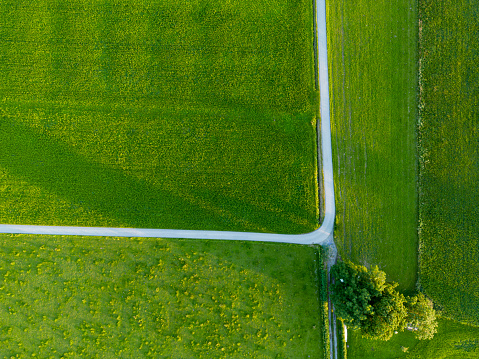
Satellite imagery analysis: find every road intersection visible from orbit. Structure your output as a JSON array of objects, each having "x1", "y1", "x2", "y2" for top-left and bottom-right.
[
  {"x1": 0, "y1": 1, "x2": 338, "y2": 356},
  {"x1": 0, "y1": 0, "x2": 335, "y2": 247}
]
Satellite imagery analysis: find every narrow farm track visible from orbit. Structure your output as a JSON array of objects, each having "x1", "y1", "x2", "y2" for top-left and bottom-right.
[{"x1": 315, "y1": 0, "x2": 339, "y2": 356}]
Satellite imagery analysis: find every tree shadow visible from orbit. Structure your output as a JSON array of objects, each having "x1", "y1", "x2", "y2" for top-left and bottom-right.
[
  {"x1": 0, "y1": 115, "x2": 316, "y2": 233},
  {"x1": 332, "y1": 127, "x2": 419, "y2": 292},
  {"x1": 0, "y1": 117, "x2": 242, "y2": 230},
  {"x1": 418, "y1": 170, "x2": 479, "y2": 324}
]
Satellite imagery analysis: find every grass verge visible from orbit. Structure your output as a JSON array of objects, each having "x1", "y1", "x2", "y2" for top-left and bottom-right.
[{"x1": 318, "y1": 246, "x2": 330, "y2": 359}]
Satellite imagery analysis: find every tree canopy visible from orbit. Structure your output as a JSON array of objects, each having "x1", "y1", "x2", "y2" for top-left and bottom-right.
[
  {"x1": 405, "y1": 293, "x2": 438, "y2": 340},
  {"x1": 330, "y1": 261, "x2": 438, "y2": 341}
]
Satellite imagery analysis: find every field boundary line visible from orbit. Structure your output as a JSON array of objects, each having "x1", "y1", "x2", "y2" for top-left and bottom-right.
[{"x1": 0, "y1": 0, "x2": 335, "y2": 246}]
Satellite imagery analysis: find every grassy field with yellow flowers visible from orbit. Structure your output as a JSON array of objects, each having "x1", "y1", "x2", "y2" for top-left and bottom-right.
[{"x1": 0, "y1": 234, "x2": 326, "y2": 358}]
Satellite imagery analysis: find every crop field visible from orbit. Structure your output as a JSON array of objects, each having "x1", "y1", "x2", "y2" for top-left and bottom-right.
[
  {"x1": 417, "y1": 0, "x2": 479, "y2": 325},
  {"x1": 326, "y1": 0, "x2": 418, "y2": 291},
  {"x1": 0, "y1": 0, "x2": 318, "y2": 234},
  {"x1": 347, "y1": 318, "x2": 479, "y2": 359},
  {"x1": 0, "y1": 234, "x2": 325, "y2": 358}
]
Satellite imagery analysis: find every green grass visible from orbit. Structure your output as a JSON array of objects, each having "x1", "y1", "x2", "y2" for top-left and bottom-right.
[
  {"x1": 417, "y1": 0, "x2": 479, "y2": 325},
  {"x1": 0, "y1": 0, "x2": 319, "y2": 234},
  {"x1": 326, "y1": 0, "x2": 479, "y2": 355},
  {"x1": 0, "y1": 234, "x2": 325, "y2": 358},
  {"x1": 326, "y1": 0, "x2": 419, "y2": 291},
  {"x1": 346, "y1": 318, "x2": 479, "y2": 359}
]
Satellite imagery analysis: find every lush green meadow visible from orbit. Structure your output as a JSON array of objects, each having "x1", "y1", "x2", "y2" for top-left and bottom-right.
[
  {"x1": 346, "y1": 318, "x2": 479, "y2": 359},
  {"x1": 326, "y1": 0, "x2": 418, "y2": 291},
  {"x1": 0, "y1": 234, "x2": 325, "y2": 358},
  {"x1": 0, "y1": 0, "x2": 318, "y2": 233},
  {"x1": 417, "y1": 0, "x2": 479, "y2": 326}
]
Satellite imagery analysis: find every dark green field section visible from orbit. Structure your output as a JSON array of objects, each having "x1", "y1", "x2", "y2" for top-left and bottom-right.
[
  {"x1": 0, "y1": 0, "x2": 318, "y2": 233},
  {"x1": 326, "y1": 0, "x2": 418, "y2": 291},
  {"x1": 418, "y1": 0, "x2": 479, "y2": 325},
  {"x1": 0, "y1": 234, "x2": 325, "y2": 358}
]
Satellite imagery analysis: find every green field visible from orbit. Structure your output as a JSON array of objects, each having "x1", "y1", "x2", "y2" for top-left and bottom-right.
[
  {"x1": 326, "y1": 0, "x2": 419, "y2": 291},
  {"x1": 417, "y1": 0, "x2": 479, "y2": 325},
  {"x1": 328, "y1": 0, "x2": 479, "y2": 356},
  {"x1": 347, "y1": 318, "x2": 479, "y2": 359},
  {"x1": 0, "y1": 0, "x2": 318, "y2": 234},
  {"x1": 0, "y1": 234, "x2": 325, "y2": 358}
]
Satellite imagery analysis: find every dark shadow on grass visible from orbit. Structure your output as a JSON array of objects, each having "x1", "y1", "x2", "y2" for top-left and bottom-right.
[
  {"x1": 0, "y1": 116, "x2": 316, "y2": 233},
  {"x1": 332, "y1": 127, "x2": 419, "y2": 292},
  {"x1": 418, "y1": 172, "x2": 479, "y2": 325},
  {"x1": 0, "y1": 117, "x2": 248, "y2": 230}
]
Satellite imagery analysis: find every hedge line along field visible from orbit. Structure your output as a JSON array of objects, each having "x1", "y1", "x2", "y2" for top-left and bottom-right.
[
  {"x1": 0, "y1": 234, "x2": 325, "y2": 358},
  {"x1": 326, "y1": 0, "x2": 418, "y2": 291},
  {"x1": 0, "y1": 0, "x2": 318, "y2": 234},
  {"x1": 418, "y1": 0, "x2": 479, "y2": 325},
  {"x1": 346, "y1": 318, "x2": 479, "y2": 359}
]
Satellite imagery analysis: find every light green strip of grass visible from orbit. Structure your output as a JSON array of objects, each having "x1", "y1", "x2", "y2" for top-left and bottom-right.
[
  {"x1": 326, "y1": 0, "x2": 418, "y2": 291},
  {"x1": 0, "y1": 234, "x2": 324, "y2": 358},
  {"x1": 0, "y1": 0, "x2": 319, "y2": 234},
  {"x1": 346, "y1": 318, "x2": 479, "y2": 359},
  {"x1": 417, "y1": 0, "x2": 479, "y2": 325}
]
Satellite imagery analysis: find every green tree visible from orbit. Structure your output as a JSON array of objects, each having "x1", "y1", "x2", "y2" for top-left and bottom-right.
[
  {"x1": 405, "y1": 293, "x2": 438, "y2": 340},
  {"x1": 330, "y1": 261, "x2": 382, "y2": 328},
  {"x1": 330, "y1": 262, "x2": 437, "y2": 341},
  {"x1": 361, "y1": 282, "x2": 408, "y2": 341}
]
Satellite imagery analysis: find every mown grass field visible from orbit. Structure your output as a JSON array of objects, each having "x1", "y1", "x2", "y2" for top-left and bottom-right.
[
  {"x1": 417, "y1": 0, "x2": 479, "y2": 326},
  {"x1": 0, "y1": 0, "x2": 319, "y2": 234},
  {"x1": 0, "y1": 234, "x2": 325, "y2": 358},
  {"x1": 328, "y1": 0, "x2": 479, "y2": 356},
  {"x1": 347, "y1": 318, "x2": 479, "y2": 359},
  {"x1": 326, "y1": 0, "x2": 418, "y2": 291}
]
